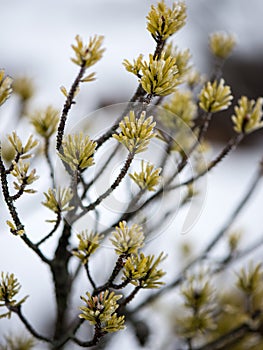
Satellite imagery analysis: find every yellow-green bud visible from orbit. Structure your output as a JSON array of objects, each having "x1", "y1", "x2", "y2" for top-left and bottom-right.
[
  {"x1": 129, "y1": 160, "x2": 162, "y2": 192},
  {"x1": 113, "y1": 111, "x2": 156, "y2": 154},
  {"x1": 71, "y1": 34, "x2": 105, "y2": 68},
  {"x1": 147, "y1": 1, "x2": 186, "y2": 41},
  {"x1": 209, "y1": 32, "x2": 236, "y2": 59},
  {"x1": 232, "y1": 96, "x2": 263, "y2": 134},
  {"x1": 59, "y1": 133, "x2": 97, "y2": 171},
  {"x1": 0, "y1": 70, "x2": 13, "y2": 106},
  {"x1": 110, "y1": 221, "x2": 144, "y2": 255},
  {"x1": 199, "y1": 79, "x2": 233, "y2": 113}
]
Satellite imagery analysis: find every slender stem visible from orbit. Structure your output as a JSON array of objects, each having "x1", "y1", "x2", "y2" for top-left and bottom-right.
[
  {"x1": 71, "y1": 170, "x2": 86, "y2": 211},
  {"x1": 56, "y1": 62, "x2": 86, "y2": 151},
  {"x1": 85, "y1": 263, "x2": 97, "y2": 290},
  {"x1": 210, "y1": 56, "x2": 225, "y2": 82},
  {"x1": 153, "y1": 38, "x2": 166, "y2": 60},
  {"x1": 35, "y1": 212, "x2": 61, "y2": 247},
  {"x1": 93, "y1": 254, "x2": 126, "y2": 295},
  {"x1": 94, "y1": 95, "x2": 148, "y2": 151},
  {"x1": 94, "y1": 38, "x2": 165, "y2": 150},
  {"x1": 53, "y1": 319, "x2": 85, "y2": 349},
  {"x1": 111, "y1": 278, "x2": 131, "y2": 290},
  {"x1": 233, "y1": 234, "x2": 263, "y2": 265},
  {"x1": 71, "y1": 323, "x2": 104, "y2": 347},
  {"x1": 120, "y1": 286, "x2": 141, "y2": 307},
  {"x1": 21, "y1": 235, "x2": 51, "y2": 264},
  {"x1": 159, "y1": 135, "x2": 174, "y2": 170},
  {"x1": 107, "y1": 255, "x2": 126, "y2": 285},
  {"x1": 168, "y1": 133, "x2": 244, "y2": 191},
  {"x1": 81, "y1": 143, "x2": 120, "y2": 200},
  {"x1": 71, "y1": 261, "x2": 83, "y2": 283},
  {"x1": 130, "y1": 165, "x2": 262, "y2": 313},
  {"x1": 194, "y1": 322, "x2": 256, "y2": 350},
  {"x1": 12, "y1": 305, "x2": 52, "y2": 343},
  {"x1": 44, "y1": 137, "x2": 55, "y2": 187},
  {"x1": 204, "y1": 133, "x2": 243, "y2": 173},
  {"x1": 98, "y1": 189, "x2": 146, "y2": 238},
  {"x1": 0, "y1": 149, "x2": 24, "y2": 231},
  {"x1": 75, "y1": 151, "x2": 135, "y2": 220},
  {"x1": 10, "y1": 182, "x2": 26, "y2": 201},
  {"x1": 202, "y1": 166, "x2": 262, "y2": 257},
  {"x1": 196, "y1": 112, "x2": 213, "y2": 142},
  {"x1": 5, "y1": 152, "x2": 20, "y2": 174},
  {"x1": 0, "y1": 148, "x2": 50, "y2": 264},
  {"x1": 94, "y1": 103, "x2": 134, "y2": 151}
]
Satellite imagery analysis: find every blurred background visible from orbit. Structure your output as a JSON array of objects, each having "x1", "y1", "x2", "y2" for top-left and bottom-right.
[{"x1": 0, "y1": 0, "x2": 263, "y2": 348}]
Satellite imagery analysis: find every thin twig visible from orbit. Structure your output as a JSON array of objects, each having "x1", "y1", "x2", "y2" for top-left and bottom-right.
[
  {"x1": 71, "y1": 323, "x2": 105, "y2": 347},
  {"x1": 11, "y1": 305, "x2": 52, "y2": 343},
  {"x1": 44, "y1": 137, "x2": 55, "y2": 187},
  {"x1": 94, "y1": 102, "x2": 135, "y2": 151},
  {"x1": 53, "y1": 319, "x2": 85, "y2": 348},
  {"x1": 56, "y1": 61, "x2": 86, "y2": 151},
  {"x1": 85, "y1": 263, "x2": 97, "y2": 290},
  {"x1": 74, "y1": 151, "x2": 135, "y2": 220},
  {"x1": 93, "y1": 254, "x2": 127, "y2": 295},
  {"x1": 71, "y1": 261, "x2": 83, "y2": 283},
  {"x1": 94, "y1": 38, "x2": 165, "y2": 150},
  {"x1": 153, "y1": 38, "x2": 166, "y2": 60},
  {"x1": 0, "y1": 148, "x2": 50, "y2": 264},
  {"x1": 21, "y1": 235, "x2": 51, "y2": 264},
  {"x1": 130, "y1": 164, "x2": 262, "y2": 312},
  {"x1": 98, "y1": 188, "x2": 146, "y2": 238},
  {"x1": 203, "y1": 166, "x2": 262, "y2": 257},
  {"x1": 120, "y1": 286, "x2": 141, "y2": 307},
  {"x1": 10, "y1": 182, "x2": 26, "y2": 201},
  {"x1": 210, "y1": 56, "x2": 225, "y2": 82},
  {"x1": 0, "y1": 149, "x2": 24, "y2": 231},
  {"x1": 159, "y1": 135, "x2": 174, "y2": 170},
  {"x1": 105, "y1": 129, "x2": 242, "y2": 229},
  {"x1": 35, "y1": 213, "x2": 61, "y2": 247},
  {"x1": 111, "y1": 278, "x2": 131, "y2": 290},
  {"x1": 194, "y1": 322, "x2": 256, "y2": 350},
  {"x1": 5, "y1": 152, "x2": 20, "y2": 174},
  {"x1": 233, "y1": 235, "x2": 263, "y2": 265},
  {"x1": 168, "y1": 133, "x2": 244, "y2": 191},
  {"x1": 81, "y1": 143, "x2": 121, "y2": 200}
]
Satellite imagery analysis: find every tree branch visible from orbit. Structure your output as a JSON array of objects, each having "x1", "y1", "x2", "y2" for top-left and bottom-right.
[
  {"x1": 74, "y1": 151, "x2": 135, "y2": 220},
  {"x1": 81, "y1": 143, "x2": 120, "y2": 200},
  {"x1": 130, "y1": 164, "x2": 262, "y2": 312},
  {"x1": 0, "y1": 148, "x2": 51, "y2": 265},
  {"x1": 35, "y1": 212, "x2": 61, "y2": 247},
  {"x1": 44, "y1": 137, "x2": 55, "y2": 187},
  {"x1": 10, "y1": 305, "x2": 52, "y2": 343},
  {"x1": 85, "y1": 263, "x2": 97, "y2": 290},
  {"x1": 194, "y1": 321, "x2": 257, "y2": 350},
  {"x1": 120, "y1": 286, "x2": 141, "y2": 307},
  {"x1": 56, "y1": 62, "x2": 86, "y2": 151},
  {"x1": 71, "y1": 323, "x2": 105, "y2": 347},
  {"x1": 93, "y1": 254, "x2": 127, "y2": 295},
  {"x1": 168, "y1": 133, "x2": 244, "y2": 191}
]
